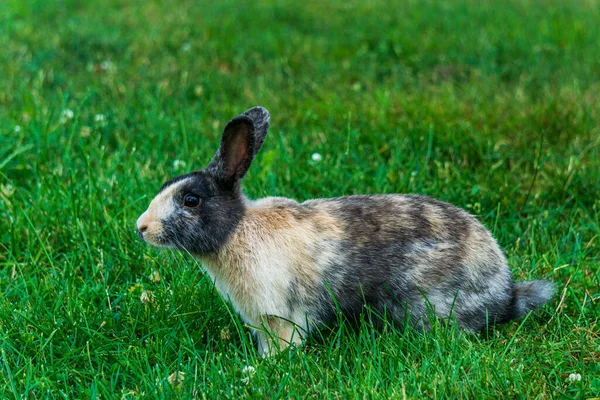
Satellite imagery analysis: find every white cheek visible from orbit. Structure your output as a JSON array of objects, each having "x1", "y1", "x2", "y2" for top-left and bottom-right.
[
  {"x1": 148, "y1": 193, "x2": 177, "y2": 221},
  {"x1": 140, "y1": 178, "x2": 191, "y2": 232},
  {"x1": 158, "y1": 198, "x2": 177, "y2": 220}
]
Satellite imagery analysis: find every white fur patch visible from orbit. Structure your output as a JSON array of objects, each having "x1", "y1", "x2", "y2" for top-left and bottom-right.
[{"x1": 199, "y1": 197, "x2": 343, "y2": 344}]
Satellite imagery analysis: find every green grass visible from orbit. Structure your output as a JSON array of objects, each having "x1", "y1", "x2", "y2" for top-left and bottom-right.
[{"x1": 1, "y1": 0, "x2": 599, "y2": 397}]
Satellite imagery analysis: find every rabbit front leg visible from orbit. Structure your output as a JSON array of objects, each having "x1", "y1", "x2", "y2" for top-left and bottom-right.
[{"x1": 255, "y1": 315, "x2": 303, "y2": 357}]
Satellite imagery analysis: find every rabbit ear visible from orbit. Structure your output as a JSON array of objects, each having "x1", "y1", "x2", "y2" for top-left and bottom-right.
[
  {"x1": 242, "y1": 106, "x2": 270, "y2": 157},
  {"x1": 207, "y1": 107, "x2": 270, "y2": 187}
]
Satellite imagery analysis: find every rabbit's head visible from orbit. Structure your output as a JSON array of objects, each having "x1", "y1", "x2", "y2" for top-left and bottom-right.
[{"x1": 136, "y1": 106, "x2": 270, "y2": 254}]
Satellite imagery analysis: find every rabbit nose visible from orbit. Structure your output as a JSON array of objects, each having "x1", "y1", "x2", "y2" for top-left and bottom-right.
[
  {"x1": 137, "y1": 224, "x2": 148, "y2": 239},
  {"x1": 137, "y1": 211, "x2": 149, "y2": 231}
]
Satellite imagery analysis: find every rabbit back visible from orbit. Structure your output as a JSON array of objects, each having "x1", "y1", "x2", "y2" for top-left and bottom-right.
[{"x1": 300, "y1": 194, "x2": 513, "y2": 330}]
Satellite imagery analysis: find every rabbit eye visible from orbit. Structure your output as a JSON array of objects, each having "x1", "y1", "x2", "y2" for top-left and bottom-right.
[{"x1": 183, "y1": 193, "x2": 200, "y2": 208}]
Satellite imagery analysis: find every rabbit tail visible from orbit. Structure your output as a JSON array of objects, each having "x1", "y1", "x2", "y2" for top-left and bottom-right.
[{"x1": 503, "y1": 280, "x2": 555, "y2": 321}]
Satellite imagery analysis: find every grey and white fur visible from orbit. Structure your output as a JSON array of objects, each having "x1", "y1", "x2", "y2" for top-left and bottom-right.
[{"x1": 136, "y1": 106, "x2": 554, "y2": 356}]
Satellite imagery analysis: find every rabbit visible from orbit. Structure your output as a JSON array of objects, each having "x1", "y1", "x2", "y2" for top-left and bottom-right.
[{"x1": 136, "y1": 106, "x2": 555, "y2": 356}]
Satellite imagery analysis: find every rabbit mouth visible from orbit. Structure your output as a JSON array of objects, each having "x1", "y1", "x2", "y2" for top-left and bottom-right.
[{"x1": 139, "y1": 230, "x2": 176, "y2": 249}]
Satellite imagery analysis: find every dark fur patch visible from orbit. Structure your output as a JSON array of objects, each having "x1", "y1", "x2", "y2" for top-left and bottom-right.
[
  {"x1": 159, "y1": 171, "x2": 245, "y2": 254},
  {"x1": 300, "y1": 194, "x2": 517, "y2": 330}
]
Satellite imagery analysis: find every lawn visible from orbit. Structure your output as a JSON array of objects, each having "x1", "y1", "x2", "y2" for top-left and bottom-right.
[{"x1": 1, "y1": 0, "x2": 599, "y2": 397}]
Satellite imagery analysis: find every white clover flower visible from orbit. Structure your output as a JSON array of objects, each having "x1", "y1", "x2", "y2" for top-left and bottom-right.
[
  {"x1": 61, "y1": 109, "x2": 74, "y2": 123},
  {"x1": 94, "y1": 114, "x2": 108, "y2": 127},
  {"x1": 14, "y1": 125, "x2": 21, "y2": 132},
  {"x1": 173, "y1": 159, "x2": 187, "y2": 169},
  {"x1": 311, "y1": 152, "x2": 323, "y2": 162},
  {"x1": 242, "y1": 365, "x2": 255, "y2": 374},
  {"x1": 182, "y1": 42, "x2": 191, "y2": 52},
  {"x1": 140, "y1": 290, "x2": 155, "y2": 304},
  {"x1": 80, "y1": 126, "x2": 92, "y2": 137},
  {"x1": 220, "y1": 326, "x2": 231, "y2": 340},
  {"x1": 100, "y1": 60, "x2": 114, "y2": 71},
  {"x1": 167, "y1": 371, "x2": 186, "y2": 387},
  {"x1": 1, "y1": 184, "x2": 15, "y2": 198},
  {"x1": 567, "y1": 373, "x2": 581, "y2": 382},
  {"x1": 241, "y1": 365, "x2": 256, "y2": 384},
  {"x1": 149, "y1": 270, "x2": 161, "y2": 283}
]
